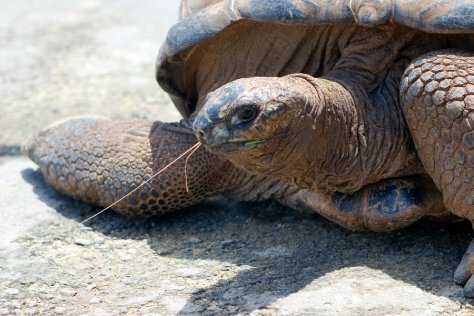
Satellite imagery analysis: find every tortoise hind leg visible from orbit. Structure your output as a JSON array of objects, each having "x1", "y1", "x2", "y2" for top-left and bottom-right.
[
  {"x1": 23, "y1": 117, "x2": 232, "y2": 217},
  {"x1": 401, "y1": 50, "x2": 474, "y2": 296}
]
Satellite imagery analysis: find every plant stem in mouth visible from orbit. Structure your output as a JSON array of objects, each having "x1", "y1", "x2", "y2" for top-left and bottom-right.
[{"x1": 244, "y1": 140, "x2": 263, "y2": 146}]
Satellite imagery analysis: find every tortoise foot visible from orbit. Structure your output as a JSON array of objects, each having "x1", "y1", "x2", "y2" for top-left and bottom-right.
[
  {"x1": 454, "y1": 240, "x2": 474, "y2": 297},
  {"x1": 401, "y1": 50, "x2": 474, "y2": 297}
]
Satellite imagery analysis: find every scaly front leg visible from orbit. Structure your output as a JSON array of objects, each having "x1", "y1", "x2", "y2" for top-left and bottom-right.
[
  {"x1": 401, "y1": 50, "x2": 474, "y2": 297},
  {"x1": 23, "y1": 117, "x2": 231, "y2": 217}
]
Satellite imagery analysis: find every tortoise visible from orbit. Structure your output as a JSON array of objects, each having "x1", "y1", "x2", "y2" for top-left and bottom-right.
[{"x1": 23, "y1": 0, "x2": 474, "y2": 296}]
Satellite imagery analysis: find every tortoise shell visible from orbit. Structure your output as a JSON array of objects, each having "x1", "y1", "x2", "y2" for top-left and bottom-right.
[{"x1": 156, "y1": 0, "x2": 474, "y2": 118}]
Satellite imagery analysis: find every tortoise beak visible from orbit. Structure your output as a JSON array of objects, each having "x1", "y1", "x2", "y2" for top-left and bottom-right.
[
  {"x1": 193, "y1": 115, "x2": 229, "y2": 147},
  {"x1": 193, "y1": 115, "x2": 256, "y2": 155}
]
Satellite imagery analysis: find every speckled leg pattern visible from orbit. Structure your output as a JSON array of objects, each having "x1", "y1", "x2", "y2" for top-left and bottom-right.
[
  {"x1": 401, "y1": 50, "x2": 474, "y2": 296},
  {"x1": 23, "y1": 117, "x2": 231, "y2": 217}
]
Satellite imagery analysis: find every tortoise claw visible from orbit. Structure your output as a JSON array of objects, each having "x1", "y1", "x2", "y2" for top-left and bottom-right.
[
  {"x1": 454, "y1": 256, "x2": 471, "y2": 286},
  {"x1": 454, "y1": 240, "x2": 474, "y2": 297},
  {"x1": 464, "y1": 277, "x2": 474, "y2": 298}
]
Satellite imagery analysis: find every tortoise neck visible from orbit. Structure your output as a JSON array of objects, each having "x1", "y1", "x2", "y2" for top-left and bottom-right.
[{"x1": 274, "y1": 74, "x2": 423, "y2": 193}]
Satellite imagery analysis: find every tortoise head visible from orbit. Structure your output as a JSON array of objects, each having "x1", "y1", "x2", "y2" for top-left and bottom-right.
[{"x1": 193, "y1": 76, "x2": 311, "y2": 174}]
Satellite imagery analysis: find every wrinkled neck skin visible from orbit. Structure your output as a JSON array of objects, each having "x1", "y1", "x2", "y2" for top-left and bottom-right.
[{"x1": 264, "y1": 74, "x2": 424, "y2": 193}]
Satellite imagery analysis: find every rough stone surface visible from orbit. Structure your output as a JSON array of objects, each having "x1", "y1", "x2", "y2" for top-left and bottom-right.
[
  {"x1": 2, "y1": 0, "x2": 474, "y2": 315},
  {"x1": 2, "y1": 158, "x2": 474, "y2": 315},
  {"x1": 0, "y1": 0, "x2": 181, "y2": 155}
]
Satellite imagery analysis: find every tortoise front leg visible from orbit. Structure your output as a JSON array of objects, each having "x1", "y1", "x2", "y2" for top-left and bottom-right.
[
  {"x1": 401, "y1": 50, "x2": 474, "y2": 296},
  {"x1": 23, "y1": 117, "x2": 232, "y2": 217}
]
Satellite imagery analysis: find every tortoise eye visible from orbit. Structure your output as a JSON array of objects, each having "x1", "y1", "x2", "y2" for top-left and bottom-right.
[{"x1": 235, "y1": 106, "x2": 258, "y2": 125}]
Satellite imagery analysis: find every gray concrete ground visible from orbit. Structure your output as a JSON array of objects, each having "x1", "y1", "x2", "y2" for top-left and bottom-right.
[{"x1": 1, "y1": 0, "x2": 474, "y2": 315}]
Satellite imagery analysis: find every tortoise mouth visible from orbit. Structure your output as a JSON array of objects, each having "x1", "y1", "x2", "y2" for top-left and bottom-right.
[{"x1": 205, "y1": 140, "x2": 266, "y2": 154}]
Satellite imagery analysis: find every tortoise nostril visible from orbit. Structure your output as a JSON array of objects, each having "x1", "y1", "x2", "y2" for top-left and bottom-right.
[
  {"x1": 192, "y1": 116, "x2": 214, "y2": 142},
  {"x1": 197, "y1": 129, "x2": 205, "y2": 138},
  {"x1": 193, "y1": 125, "x2": 209, "y2": 143}
]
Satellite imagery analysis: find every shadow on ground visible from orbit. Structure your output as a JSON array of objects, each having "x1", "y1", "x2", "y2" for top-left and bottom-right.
[{"x1": 21, "y1": 167, "x2": 474, "y2": 314}]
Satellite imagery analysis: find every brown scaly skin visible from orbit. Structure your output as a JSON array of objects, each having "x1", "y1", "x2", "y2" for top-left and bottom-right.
[
  {"x1": 401, "y1": 51, "x2": 474, "y2": 293},
  {"x1": 24, "y1": 22, "x2": 474, "y2": 296},
  {"x1": 23, "y1": 117, "x2": 228, "y2": 216},
  {"x1": 401, "y1": 51, "x2": 474, "y2": 221}
]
